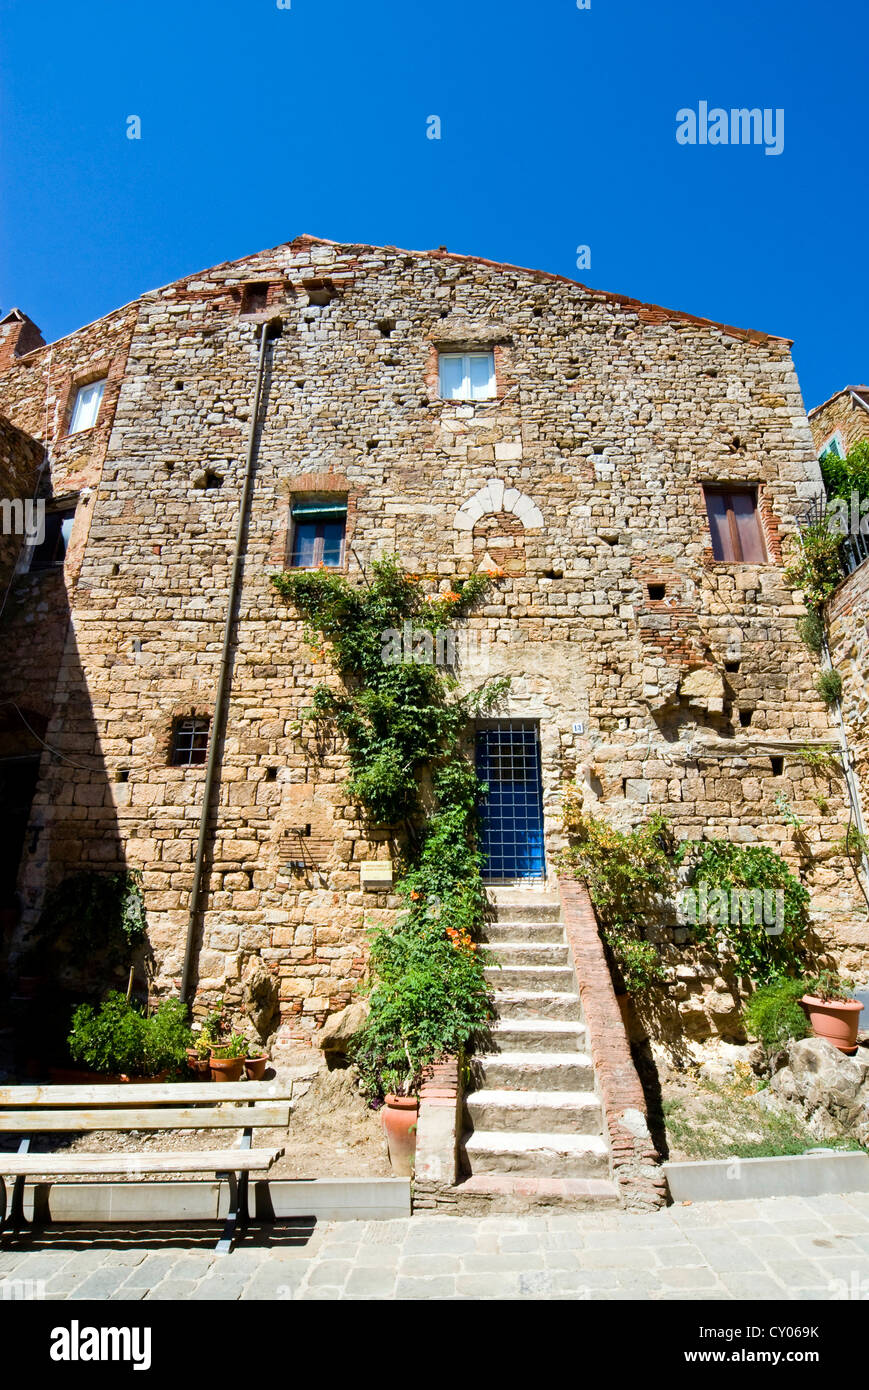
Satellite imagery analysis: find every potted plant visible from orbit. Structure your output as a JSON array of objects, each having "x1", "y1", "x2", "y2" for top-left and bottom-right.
[
  {"x1": 66, "y1": 991, "x2": 193, "y2": 1080},
  {"x1": 186, "y1": 1032, "x2": 212, "y2": 1079},
  {"x1": 801, "y1": 971, "x2": 864, "y2": 1054},
  {"x1": 209, "y1": 1033, "x2": 248, "y2": 1082},
  {"x1": 378, "y1": 1076, "x2": 419, "y2": 1176},
  {"x1": 244, "y1": 1044, "x2": 269, "y2": 1080}
]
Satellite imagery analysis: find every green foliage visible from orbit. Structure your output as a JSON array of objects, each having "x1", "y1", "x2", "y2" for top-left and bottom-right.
[
  {"x1": 211, "y1": 1033, "x2": 248, "y2": 1060},
  {"x1": 350, "y1": 909, "x2": 493, "y2": 1097},
  {"x1": 272, "y1": 555, "x2": 506, "y2": 1097},
  {"x1": 67, "y1": 992, "x2": 192, "y2": 1077},
  {"x1": 773, "y1": 790, "x2": 804, "y2": 828},
  {"x1": 796, "y1": 746, "x2": 840, "y2": 776},
  {"x1": 272, "y1": 557, "x2": 504, "y2": 826},
  {"x1": 556, "y1": 798, "x2": 675, "y2": 992},
  {"x1": 815, "y1": 668, "x2": 843, "y2": 707},
  {"x1": 38, "y1": 871, "x2": 147, "y2": 966},
  {"x1": 742, "y1": 977, "x2": 810, "y2": 1049},
  {"x1": 821, "y1": 439, "x2": 869, "y2": 506},
  {"x1": 675, "y1": 839, "x2": 810, "y2": 983},
  {"x1": 804, "y1": 969, "x2": 855, "y2": 1002},
  {"x1": 796, "y1": 609, "x2": 826, "y2": 655},
  {"x1": 784, "y1": 517, "x2": 844, "y2": 614}
]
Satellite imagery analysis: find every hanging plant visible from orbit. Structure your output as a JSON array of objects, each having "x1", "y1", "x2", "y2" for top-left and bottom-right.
[{"x1": 272, "y1": 555, "x2": 508, "y2": 1096}]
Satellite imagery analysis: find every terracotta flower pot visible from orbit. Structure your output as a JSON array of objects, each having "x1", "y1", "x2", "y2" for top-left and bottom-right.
[
  {"x1": 244, "y1": 1055, "x2": 268, "y2": 1080},
  {"x1": 801, "y1": 995, "x2": 864, "y2": 1054},
  {"x1": 187, "y1": 1048, "x2": 211, "y2": 1079},
  {"x1": 380, "y1": 1094, "x2": 418, "y2": 1176},
  {"x1": 209, "y1": 1056, "x2": 245, "y2": 1082}
]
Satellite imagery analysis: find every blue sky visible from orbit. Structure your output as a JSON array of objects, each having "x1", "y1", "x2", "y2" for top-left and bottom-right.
[{"x1": 0, "y1": 0, "x2": 865, "y2": 410}]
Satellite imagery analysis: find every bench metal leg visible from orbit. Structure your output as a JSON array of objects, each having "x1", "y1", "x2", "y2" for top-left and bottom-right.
[
  {"x1": 0, "y1": 1176, "x2": 6, "y2": 1244},
  {"x1": 215, "y1": 1170, "x2": 249, "y2": 1256}
]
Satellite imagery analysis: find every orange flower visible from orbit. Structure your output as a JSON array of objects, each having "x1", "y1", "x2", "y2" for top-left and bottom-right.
[
  {"x1": 443, "y1": 590, "x2": 461, "y2": 603},
  {"x1": 410, "y1": 890, "x2": 421, "y2": 900}
]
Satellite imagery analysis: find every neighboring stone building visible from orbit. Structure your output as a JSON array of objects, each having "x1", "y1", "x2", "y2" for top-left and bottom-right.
[
  {"x1": 809, "y1": 385, "x2": 869, "y2": 462},
  {"x1": 0, "y1": 235, "x2": 864, "y2": 1051}
]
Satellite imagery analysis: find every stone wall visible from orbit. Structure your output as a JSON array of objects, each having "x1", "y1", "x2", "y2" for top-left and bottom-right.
[{"x1": 0, "y1": 235, "x2": 863, "y2": 1048}]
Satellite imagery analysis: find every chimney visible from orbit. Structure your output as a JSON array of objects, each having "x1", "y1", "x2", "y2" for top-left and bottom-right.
[{"x1": 0, "y1": 309, "x2": 46, "y2": 368}]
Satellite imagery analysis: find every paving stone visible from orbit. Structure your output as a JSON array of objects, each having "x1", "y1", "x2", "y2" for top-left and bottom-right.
[
  {"x1": 68, "y1": 1269, "x2": 135, "y2": 1300},
  {"x1": 394, "y1": 1275, "x2": 458, "y2": 1299},
  {"x1": 145, "y1": 1280, "x2": 199, "y2": 1300},
  {"x1": 719, "y1": 1271, "x2": 788, "y2": 1298},
  {"x1": 304, "y1": 1260, "x2": 353, "y2": 1287},
  {"x1": 344, "y1": 1268, "x2": 400, "y2": 1297}
]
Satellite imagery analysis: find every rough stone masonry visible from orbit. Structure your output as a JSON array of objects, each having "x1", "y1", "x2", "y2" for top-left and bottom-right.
[{"x1": 0, "y1": 235, "x2": 863, "y2": 1052}]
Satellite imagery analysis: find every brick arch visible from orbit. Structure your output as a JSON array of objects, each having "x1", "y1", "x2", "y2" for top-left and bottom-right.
[{"x1": 453, "y1": 479, "x2": 544, "y2": 532}]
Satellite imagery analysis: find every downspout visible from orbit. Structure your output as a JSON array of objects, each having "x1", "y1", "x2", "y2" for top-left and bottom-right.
[{"x1": 181, "y1": 318, "x2": 278, "y2": 1002}]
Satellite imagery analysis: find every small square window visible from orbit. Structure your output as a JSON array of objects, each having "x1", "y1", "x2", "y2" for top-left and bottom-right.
[
  {"x1": 68, "y1": 379, "x2": 106, "y2": 434},
  {"x1": 703, "y1": 486, "x2": 766, "y2": 562},
  {"x1": 29, "y1": 507, "x2": 75, "y2": 572},
  {"x1": 170, "y1": 717, "x2": 210, "y2": 766},
  {"x1": 290, "y1": 502, "x2": 347, "y2": 568},
  {"x1": 241, "y1": 283, "x2": 269, "y2": 315},
  {"x1": 438, "y1": 351, "x2": 496, "y2": 402}
]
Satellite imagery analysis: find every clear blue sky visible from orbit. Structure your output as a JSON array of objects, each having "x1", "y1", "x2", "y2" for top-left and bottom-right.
[{"x1": 0, "y1": 0, "x2": 865, "y2": 410}]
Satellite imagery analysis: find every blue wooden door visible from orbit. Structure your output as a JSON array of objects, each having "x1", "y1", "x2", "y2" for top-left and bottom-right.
[{"x1": 476, "y1": 722, "x2": 545, "y2": 880}]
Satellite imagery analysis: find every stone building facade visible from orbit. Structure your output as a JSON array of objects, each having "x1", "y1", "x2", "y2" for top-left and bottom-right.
[{"x1": 0, "y1": 235, "x2": 864, "y2": 1050}]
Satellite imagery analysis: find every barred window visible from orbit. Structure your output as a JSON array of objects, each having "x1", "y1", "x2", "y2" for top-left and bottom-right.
[{"x1": 170, "y1": 716, "x2": 210, "y2": 766}]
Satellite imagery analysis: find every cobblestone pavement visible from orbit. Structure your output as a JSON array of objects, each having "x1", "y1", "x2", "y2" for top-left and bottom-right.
[{"x1": 2, "y1": 1194, "x2": 869, "y2": 1300}]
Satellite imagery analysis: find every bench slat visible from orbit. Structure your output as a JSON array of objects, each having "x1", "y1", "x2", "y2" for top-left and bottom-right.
[
  {"x1": 0, "y1": 1083, "x2": 292, "y2": 1107},
  {"x1": 0, "y1": 1104, "x2": 291, "y2": 1132},
  {"x1": 0, "y1": 1148, "x2": 284, "y2": 1176}
]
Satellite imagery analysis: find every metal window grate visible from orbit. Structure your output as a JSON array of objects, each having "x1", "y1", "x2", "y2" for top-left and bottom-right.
[
  {"x1": 171, "y1": 717, "x2": 210, "y2": 767},
  {"x1": 476, "y1": 722, "x2": 545, "y2": 880}
]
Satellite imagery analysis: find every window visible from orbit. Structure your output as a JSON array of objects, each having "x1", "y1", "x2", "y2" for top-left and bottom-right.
[
  {"x1": 289, "y1": 501, "x2": 347, "y2": 568},
  {"x1": 170, "y1": 717, "x2": 210, "y2": 766},
  {"x1": 438, "y1": 351, "x2": 496, "y2": 402},
  {"x1": 29, "y1": 507, "x2": 75, "y2": 571},
  {"x1": 703, "y1": 486, "x2": 766, "y2": 562},
  {"x1": 241, "y1": 283, "x2": 269, "y2": 315},
  {"x1": 820, "y1": 432, "x2": 845, "y2": 462},
  {"x1": 68, "y1": 379, "x2": 106, "y2": 434}
]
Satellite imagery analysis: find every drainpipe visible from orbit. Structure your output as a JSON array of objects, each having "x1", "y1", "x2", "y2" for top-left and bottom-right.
[{"x1": 180, "y1": 318, "x2": 278, "y2": 1002}]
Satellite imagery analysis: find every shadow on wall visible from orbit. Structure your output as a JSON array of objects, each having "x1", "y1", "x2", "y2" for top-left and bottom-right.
[{"x1": 0, "y1": 560, "x2": 129, "y2": 1078}]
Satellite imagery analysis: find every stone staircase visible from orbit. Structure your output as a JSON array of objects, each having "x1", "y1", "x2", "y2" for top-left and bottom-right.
[{"x1": 457, "y1": 887, "x2": 620, "y2": 1209}]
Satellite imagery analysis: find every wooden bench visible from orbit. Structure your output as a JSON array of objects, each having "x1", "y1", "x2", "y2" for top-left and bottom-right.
[{"x1": 0, "y1": 1082, "x2": 293, "y2": 1254}]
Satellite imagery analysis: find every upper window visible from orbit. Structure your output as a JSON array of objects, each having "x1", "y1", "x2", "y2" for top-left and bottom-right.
[
  {"x1": 290, "y1": 501, "x2": 347, "y2": 568},
  {"x1": 170, "y1": 716, "x2": 210, "y2": 767},
  {"x1": 438, "y1": 351, "x2": 496, "y2": 402},
  {"x1": 68, "y1": 379, "x2": 106, "y2": 434},
  {"x1": 29, "y1": 507, "x2": 75, "y2": 572},
  {"x1": 241, "y1": 283, "x2": 269, "y2": 315},
  {"x1": 703, "y1": 486, "x2": 766, "y2": 563},
  {"x1": 820, "y1": 432, "x2": 845, "y2": 462}
]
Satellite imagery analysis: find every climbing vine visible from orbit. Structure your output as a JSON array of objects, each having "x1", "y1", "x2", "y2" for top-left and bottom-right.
[{"x1": 271, "y1": 556, "x2": 508, "y2": 1096}]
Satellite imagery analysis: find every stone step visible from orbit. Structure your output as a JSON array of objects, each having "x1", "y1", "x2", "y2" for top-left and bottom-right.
[
  {"x1": 487, "y1": 942, "x2": 570, "y2": 967},
  {"x1": 489, "y1": 1018, "x2": 587, "y2": 1052},
  {"x1": 494, "y1": 903, "x2": 562, "y2": 924},
  {"x1": 471, "y1": 1050, "x2": 594, "y2": 1090},
  {"x1": 452, "y1": 1174, "x2": 621, "y2": 1212},
  {"x1": 483, "y1": 921, "x2": 565, "y2": 944},
  {"x1": 493, "y1": 989, "x2": 582, "y2": 1022},
  {"x1": 485, "y1": 964, "x2": 575, "y2": 992},
  {"x1": 466, "y1": 1088, "x2": 603, "y2": 1135},
  {"x1": 462, "y1": 1129, "x2": 611, "y2": 1179}
]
